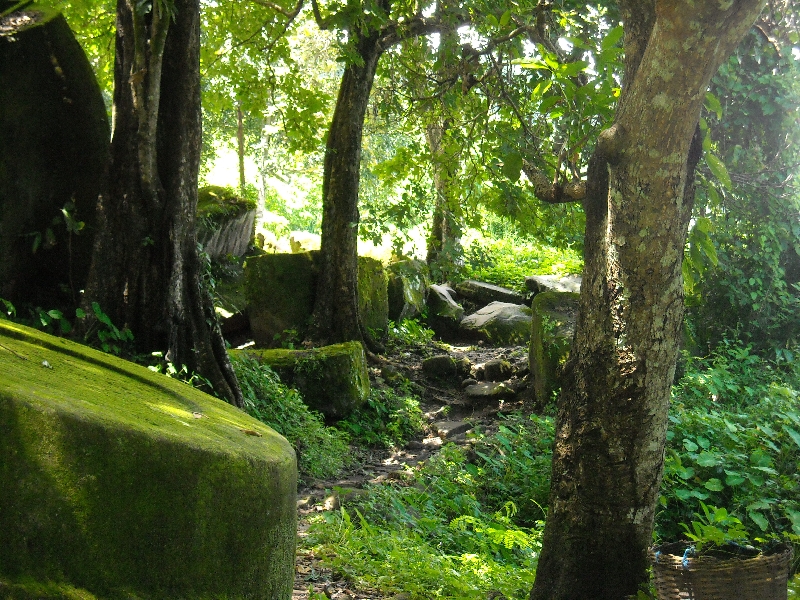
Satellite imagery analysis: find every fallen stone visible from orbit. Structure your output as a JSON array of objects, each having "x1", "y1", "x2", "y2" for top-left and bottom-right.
[
  {"x1": 525, "y1": 274, "x2": 582, "y2": 295},
  {"x1": 387, "y1": 259, "x2": 430, "y2": 322},
  {"x1": 464, "y1": 381, "x2": 517, "y2": 401},
  {"x1": 421, "y1": 354, "x2": 472, "y2": 379},
  {"x1": 235, "y1": 341, "x2": 370, "y2": 420},
  {"x1": 454, "y1": 280, "x2": 528, "y2": 306},
  {"x1": 426, "y1": 284, "x2": 464, "y2": 340},
  {"x1": 459, "y1": 302, "x2": 532, "y2": 346},
  {"x1": 433, "y1": 420, "x2": 473, "y2": 439},
  {"x1": 483, "y1": 358, "x2": 513, "y2": 382},
  {"x1": 197, "y1": 186, "x2": 257, "y2": 260},
  {"x1": 0, "y1": 321, "x2": 297, "y2": 600},
  {"x1": 461, "y1": 378, "x2": 478, "y2": 388},
  {"x1": 358, "y1": 256, "x2": 389, "y2": 340}
]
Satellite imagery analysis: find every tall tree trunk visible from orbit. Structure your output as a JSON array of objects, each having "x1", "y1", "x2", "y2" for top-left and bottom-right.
[
  {"x1": 84, "y1": 0, "x2": 243, "y2": 406},
  {"x1": 530, "y1": 1, "x2": 765, "y2": 598},
  {"x1": 424, "y1": 119, "x2": 462, "y2": 278},
  {"x1": 307, "y1": 32, "x2": 383, "y2": 346}
]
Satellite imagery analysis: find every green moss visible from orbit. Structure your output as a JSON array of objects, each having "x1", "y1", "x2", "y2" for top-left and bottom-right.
[
  {"x1": 245, "y1": 252, "x2": 317, "y2": 347},
  {"x1": 529, "y1": 292, "x2": 578, "y2": 408},
  {"x1": 235, "y1": 341, "x2": 369, "y2": 420},
  {"x1": 0, "y1": 321, "x2": 297, "y2": 599},
  {"x1": 197, "y1": 185, "x2": 256, "y2": 220},
  {"x1": 357, "y1": 256, "x2": 388, "y2": 339}
]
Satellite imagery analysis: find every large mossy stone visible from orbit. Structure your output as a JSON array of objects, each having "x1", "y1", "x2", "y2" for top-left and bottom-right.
[
  {"x1": 0, "y1": 321, "x2": 297, "y2": 600},
  {"x1": 358, "y1": 256, "x2": 388, "y2": 339},
  {"x1": 0, "y1": 4, "x2": 109, "y2": 307},
  {"x1": 246, "y1": 251, "x2": 317, "y2": 347},
  {"x1": 529, "y1": 291, "x2": 579, "y2": 409},
  {"x1": 387, "y1": 259, "x2": 429, "y2": 322},
  {"x1": 235, "y1": 341, "x2": 369, "y2": 420},
  {"x1": 454, "y1": 280, "x2": 528, "y2": 307},
  {"x1": 246, "y1": 252, "x2": 389, "y2": 348},
  {"x1": 197, "y1": 186, "x2": 257, "y2": 260}
]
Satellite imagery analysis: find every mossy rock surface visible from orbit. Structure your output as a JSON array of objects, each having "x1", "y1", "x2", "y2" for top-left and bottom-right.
[
  {"x1": 529, "y1": 291, "x2": 579, "y2": 409},
  {"x1": 246, "y1": 252, "x2": 389, "y2": 348},
  {"x1": 358, "y1": 257, "x2": 388, "y2": 339},
  {"x1": 246, "y1": 252, "x2": 318, "y2": 347},
  {"x1": 459, "y1": 302, "x2": 532, "y2": 346},
  {"x1": 387, "y1": 259, "x2": 429, "y2": 322},
  {"x1": 0, "y1": 321, "x2": 297, "y2": 599},
  {"x1": 235, "y1": 341, "x2": 369, "y2": 420}
]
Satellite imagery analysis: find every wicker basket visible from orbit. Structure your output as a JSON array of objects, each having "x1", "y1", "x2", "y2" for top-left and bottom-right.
[{"x1": 649, "y1": 542, "x2": 793, "y2": 600}]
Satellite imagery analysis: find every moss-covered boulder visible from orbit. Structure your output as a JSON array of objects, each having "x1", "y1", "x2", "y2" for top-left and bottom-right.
[
  {"x1": 358, "y1": 257, "x2": 388, "y2": 339},
  {"x1": 0, "y1": 321, "x2": 297, "y2": 600},
  {"x1": 426, "y1": 284, "x2": 464, "y2": 340},
  {"x1": 0, "y1": 3, "x2": 109, "y2": 307},
  {"x1": 246, "y1": 252, "x2": 389, "y2": 348},
  {"x1": 246, "y1": 251, "x2": 317, "y2": 347},
  {"x1": 197, "y1": 186, "x2": 257, "y2": 260},
  {"x1": 387, "y1": 259, "x2": 430, "y2": 322},
  {"x1": 235, "y1": 341, "x2": 369, "y2": 420},
  {"x1": 529, "y1": 291, "x2": 579, "y2": 409}
]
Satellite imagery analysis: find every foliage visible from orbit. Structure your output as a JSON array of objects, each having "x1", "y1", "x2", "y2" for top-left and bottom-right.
[
  {"x1": 336, "y1": 384, "x2": 426, "y2": 448},
  {"x1": 680, "y1": 502, "x2": 750, "y2": 554},
  {"x1": 470, "y1": 413, "x2": 554, "y2": 528},
  {"x1": 461, "y1": 235, "x2": 583, "y2": 292},
  {"x1": 657, "y1": 342, "x2": 800, "y2": 543},
  {"x1": 386, "y1": 318, "x2": 435, "y2": 350},
  {"x1": 306, "y1": 443, "x2": 542, "y2": 599},
  {"x1": 231, "y1": 352, "x2": 350, "y2": 480}
]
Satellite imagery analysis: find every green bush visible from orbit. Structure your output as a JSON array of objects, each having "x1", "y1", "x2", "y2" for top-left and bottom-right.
[
  {"x1": 657, "y1": 342, "x2": 800, "y2": 543},
  {"x1": 231, "y1": 353, "x2": 350, "y2": 480},
  {"x1": 336, "y1": 384, "x2": 426, "y2": 448}
]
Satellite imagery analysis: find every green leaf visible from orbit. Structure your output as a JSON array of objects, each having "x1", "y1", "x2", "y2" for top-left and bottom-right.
[
  {"x1": 558, "y1": 60, "x2": 589, "y2": 77},
  {"x1": 696, "y1": 451, "x2": 720, "y2": 467},
  {"x1": 783, "y1": 425, "x2": 800, "y2": 449},
  {"x1": 704, "y1": 92, "x2": 723, "y2": 119},
  {"x1": 706, "y1": 154, "x2": 732, "y2": 190},
  {"x1": 502, "y1": 152, "x2": 523, "y2": 182},
  {"x1": 703, "y1": 478, "x2": 724, "y2": 492},
  {"x1": 682, "y1": 439, "x2": 699, "y2": 452},
  {"x1": 600, "y1": 25, "x2": 624, "y2": 51},
  {"x1": 75, "y1": 308, "x2": 86, "y2": 319},
  {"x1": 499, "y1": 9, "x2": 511, "y2": 27},
  {"x1": 748, "y1": 511, "x2": 769, "y2": 532}
]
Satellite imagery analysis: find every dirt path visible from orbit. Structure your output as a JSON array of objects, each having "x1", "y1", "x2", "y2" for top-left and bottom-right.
[{"x1": 290, "y1": 342, "x2": 531, "y2": 599}]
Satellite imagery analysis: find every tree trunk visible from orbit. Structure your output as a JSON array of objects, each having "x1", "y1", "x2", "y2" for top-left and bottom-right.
[
  {"x1": 424, "y1": 120, "x2": 462, "y2": 278},
  {"x1": 307, "y1": 32, "x2": 383, "y2": 346},
  {"x1": 237, "y1": 102, "x2": 246, "y2": 192},
  {"x1": 84, "y1": 0, "x2": 242, "y2": 406},
  {"x1": 530, "y1": 2, "x2": 765, "y2": 598}
]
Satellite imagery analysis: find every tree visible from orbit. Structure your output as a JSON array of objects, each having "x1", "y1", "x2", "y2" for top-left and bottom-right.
[
  {"x1": 529, "y1": 1, "x2": 766, "y2": 598},
  {"x1": 83, "y1": 0, "x2": 243, "y2": 406}
]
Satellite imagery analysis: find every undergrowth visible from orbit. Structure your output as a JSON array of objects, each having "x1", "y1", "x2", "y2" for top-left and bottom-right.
[
  {"x1": 231, "y1": 352, "x2": 350, "y2": 480},
  {"x1": 337, "y1": 383, "x2": 426, "y2": 448},
  {"x1": 306, "y1": 414, "x2": 553, "y2": 599},
  {"x1": 461, "y1": 237, "x2": 583, "y2": 292}
]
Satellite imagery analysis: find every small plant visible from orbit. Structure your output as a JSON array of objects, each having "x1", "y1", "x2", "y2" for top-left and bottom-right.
[
  {"x1": 387, "y1": 318, "x2": 435, "y2": 349},
  {"x1": 231, "y1": 352, "x2": 350, "y2": 480},
  {"x1": 680, "y1": 502, "x2": 750, "y2": 554},
  {"x1": 83, "y1": 302, "x2": 134, "y2": 355},
  {"x1": 336, "y1": 384, "x2": 425, "y2": 448}
]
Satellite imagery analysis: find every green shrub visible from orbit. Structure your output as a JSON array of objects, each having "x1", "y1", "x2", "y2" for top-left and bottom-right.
[
  {"x1": 657, "y1": 342, "x2": 800, "y2": 543},
  {"x1": 231, "y1": 353, "x2": 350, "y2": 480},
  {"x1": 336, "y1": 384, "x2": 426, "y2": 448}
]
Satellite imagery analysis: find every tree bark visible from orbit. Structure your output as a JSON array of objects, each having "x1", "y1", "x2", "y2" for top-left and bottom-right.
[
  {"x1": 530, "y1": 1, "x2": 765, "y2": 598},
  {"x1": 307, "y1": 30, "x2": 384, "y2": 346},
  {"x1": 84, "y1": 0, "x2": 243, "y2": 406}
]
